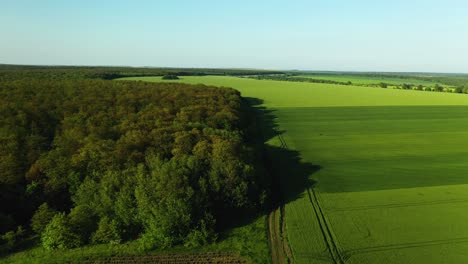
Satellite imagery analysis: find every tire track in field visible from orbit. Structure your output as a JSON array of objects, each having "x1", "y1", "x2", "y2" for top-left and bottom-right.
[
  {"x1": 327, "y1": 198, "x2": 468, "y2": 212},
  {"x1": 343, "y1": 236, "x2": 468, "y2": 258},
  {"x1": 307, "y1": 189, "x2": 346, "y2": 264},
  {"x1": 280, "y1": 205, "x2": 294, "y2": 263},
  {"x1": 276, "y1": 131, "x2": 344, "y2": 264}
]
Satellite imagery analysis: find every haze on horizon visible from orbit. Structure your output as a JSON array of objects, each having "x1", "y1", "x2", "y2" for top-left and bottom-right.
[{"x1": 1, "y1": 0, "x2": 468, "y2": 73}]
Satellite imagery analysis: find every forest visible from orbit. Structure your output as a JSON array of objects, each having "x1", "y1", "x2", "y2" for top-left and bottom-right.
[
  {"x1": 0, "y1": 71, "x2": 269, "y2": 255},
  {"x1": 0, "y1": 64, "x2": 283, "y2": 81}
]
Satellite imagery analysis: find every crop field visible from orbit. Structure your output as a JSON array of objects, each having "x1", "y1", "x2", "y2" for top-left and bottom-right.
[
  {"x1": 294, "y1": 74, "x2": 441, "y2": 86},
  {"x1": 121, "y1": 76, "x2": 468, "y2": 263}
]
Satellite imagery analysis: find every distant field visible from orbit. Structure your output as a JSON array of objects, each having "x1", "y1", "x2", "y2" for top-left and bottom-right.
[
  {"x1": 295, "y1": 74, "x2": 442, "y2": 86},
  {"x1": 121, "y1": 76, "x2": 468, "y2": 263},
  {"x1": 121, "y1": 76, "x2": 468, "y2": 107}
]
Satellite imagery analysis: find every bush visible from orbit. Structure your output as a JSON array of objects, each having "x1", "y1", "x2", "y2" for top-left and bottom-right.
[
  {"x1": 162, "y1": 74, "x2": 180, "y2": 80},
  {"x1": 91, "y1": 217, "x2": 121, "y2": 245},
  {"x1": 31, "y1": 203, "x2": 57, "y2": 234},
  {"x1": 41, "y1": 213, "x2": 82, "y2": 250},
  {"x1": 184, "y1": 218, "x2": 216, "y2": 248}
]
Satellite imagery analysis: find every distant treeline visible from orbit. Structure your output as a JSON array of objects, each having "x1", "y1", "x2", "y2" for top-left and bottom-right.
[
  {"x1": 0, "y1": 65, "x2": 284, "y2": 81},
  {"x1": 252, "y1": 75, "x2": 353, "y2": 85},
  {"x1": 286, "y1": 72, "x2": 468, "y2": 88},
  {"x1": 0, "y1": 77, "x2": 269, "y2": 253},
  {"x1": 252, "y1": 74, "x2": 468, "y2": 94}
]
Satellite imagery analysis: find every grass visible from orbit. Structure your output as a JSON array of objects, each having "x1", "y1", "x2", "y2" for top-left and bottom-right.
[
  {"x1": 294, "y1": 74, "x2": 442, "y2": 86},
  {"x1": 120, "y1": 76, "x2": 468, "y2": 264}
]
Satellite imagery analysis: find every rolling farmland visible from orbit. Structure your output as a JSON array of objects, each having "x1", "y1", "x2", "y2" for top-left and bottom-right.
[{"x1": 122, "y1": 76, "x2": 468, "y2": 263}]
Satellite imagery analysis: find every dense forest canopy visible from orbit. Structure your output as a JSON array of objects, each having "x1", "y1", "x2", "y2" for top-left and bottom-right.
[{"x1": 0, "y1": 72, "x2": 268, "y2": 253}]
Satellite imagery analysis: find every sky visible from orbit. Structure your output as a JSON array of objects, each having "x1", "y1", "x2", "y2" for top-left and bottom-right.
[{"x1": 1, "y1": 0, "x2": 468, "y2": 73}]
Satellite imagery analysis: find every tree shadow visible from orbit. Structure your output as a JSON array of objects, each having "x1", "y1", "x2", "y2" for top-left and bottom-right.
[
  {"x1": 243, "y1": 97, "x2": 320, "y2": 208},
  {"x1": 215, "y1": 97, "x2": 320, "y2": 236}
]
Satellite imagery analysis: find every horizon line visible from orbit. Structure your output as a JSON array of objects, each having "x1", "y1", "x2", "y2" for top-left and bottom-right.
[{"x1": 1, "y1": 63, "x2": 468, "y2": 76}]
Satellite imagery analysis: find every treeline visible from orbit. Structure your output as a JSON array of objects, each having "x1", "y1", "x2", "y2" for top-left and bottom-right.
[
  {"x1": 286, "y1": 71, "x2": 468, "y2": 88},
  {"x1": 252, "y1": 75, "x2": 353, "y2": 85},
  {"x1": 253, "y1": 74, "x2": 468, "y2": 94},
  {"x1": 0, "y1": 78, "x2": 268, "y2": 253},
  {"x1": 0, "y1": 65, "x2": 283, "y2": 81}
]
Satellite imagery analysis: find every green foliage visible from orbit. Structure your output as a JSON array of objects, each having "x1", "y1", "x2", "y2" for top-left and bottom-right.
[
  {"x1": 184, "y1": 218, "x2": 217, "y2": 248},
  {"x1": 161, "y1": 74, "x2": 180, "y2": 80},
  {"x1": 135, "y1": 156, "x2": 199, "y2": 248},
  {"x1": 402, "y1": 83, "x2": 412, "y2": 90},
  {"x1": 68, "y1": 205, "x2": 98, "y2": 243},
  {"x1": 91, "y1": 217, "x2": 121, "y2": 245},
  {"x1": 30, "y1": 203, "x2": 57, "y2": 234},
  {"x1": 0, "y1": 75, "x2": 264, "y2": 253},
  {"x1": 41, "y1": 213, "x2": 82, "y2": 250}
]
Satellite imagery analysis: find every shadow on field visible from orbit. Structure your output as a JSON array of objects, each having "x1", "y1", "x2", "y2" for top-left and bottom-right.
[
  {"x1": 215, "y1": 97, "x2": 319, "y2": 238},
  {"x1": 245, "y1": 97, "x2": 320, "y2": 208}
]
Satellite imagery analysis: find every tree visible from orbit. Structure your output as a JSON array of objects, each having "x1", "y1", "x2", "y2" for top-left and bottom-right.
[
  {"x1": 31, "y1": 203, "x2": 57, "y2": 234},
  {"x1": 41, "y1": 213, "x2": 82, "y2": 250},
  {"x1": 162, "y1": 74, "x2": 180, "y2": 80},
  {"x1": 379, "y1": 82, "x2": 388, "y2": 88},
  {"x1": 402, "y1": 83, "x2": 412, "y2": 90},
  {"x1": 91, "y1": 217, "x2": 121, "y2": 245},
  {"x1": 435, "y1": 84, "x2": 443, "y2": 92},
  {"x1": 68, "y1": 205, "x2": 98, "y2": 243}
]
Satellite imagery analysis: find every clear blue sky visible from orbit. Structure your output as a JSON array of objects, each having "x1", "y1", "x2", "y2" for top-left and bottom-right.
[{"x1": 1, "y1": 0, "x2": 468, "y2": 72}]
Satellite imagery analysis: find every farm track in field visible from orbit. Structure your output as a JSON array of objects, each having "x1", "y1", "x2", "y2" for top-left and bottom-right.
[
  {"x1": 268, "y1": 207, "x2": 286, "y2": 264},
  {"x1": 277, "y1": 131, "x2": 344, "y2": 264},
  {"x1": 267, "y1": 129, "x2": 293, "y2": 264}
]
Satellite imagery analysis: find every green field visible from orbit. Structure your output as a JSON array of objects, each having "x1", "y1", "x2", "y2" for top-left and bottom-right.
[
  {"x1": 121, "y1": 76, "x2": 468, "y2": 263},
  {"x1": 295, "y1": 74, "x2": 442, "y2": 86},
  {"x1": 122, "y1": 76, "x2": 465, "y2": 107}
]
